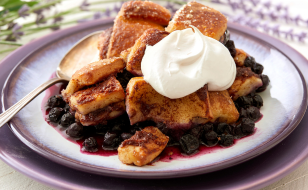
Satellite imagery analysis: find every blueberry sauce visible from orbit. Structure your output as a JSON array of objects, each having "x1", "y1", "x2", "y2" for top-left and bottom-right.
[{"x1": 41, "y1": 73, "x2": 261, "y2": 163}]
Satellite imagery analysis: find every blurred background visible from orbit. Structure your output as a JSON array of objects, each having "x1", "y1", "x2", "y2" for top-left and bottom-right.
[
  {"x1": 0, "y1": 0, "x2": 308, "y2": 189},
  {"x1": 0, "y1": 0, "x2": 307, "y2": 60}
]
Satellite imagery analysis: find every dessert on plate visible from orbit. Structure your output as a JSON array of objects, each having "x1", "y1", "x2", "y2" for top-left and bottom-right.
[{"x1": 45, "y1": 1, "x2": 270, "y2": 167}]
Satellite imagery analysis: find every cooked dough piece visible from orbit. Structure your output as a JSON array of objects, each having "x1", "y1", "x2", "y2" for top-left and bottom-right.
[
  {"x1": 62, "y1": 58, "x2": 125, "y2": 101},
  {"x1": 107, "y1": 1, "x2": 170, "y2": 58},
  {"x1": 209, "y1": 91, "x2": 239, "y2": 124},
  {"x1": 228, "y1": 67, "x2": 263, "y2": 100},
  {"x1": 75, "y1": 101, "x2": 125, "y2": 126},
  {"x1": 97, "y1": 27, "x2": 113, "y2": 60},
  {"x1": 126, "y1": 29, "x2": 169, "y2": 76},
  {"x1": 119, "y1": 1, "x2": 171, "y2": 26},
  {"x1": 69, "y1": 76, "x2": 125, "y2": 115},
  {"x1": 234, "y1": 48, "x2": 248, "y2": 67},
  {"x1": 126, "y1": 77, "x2": 212, "y2": 129},
  {"x1": 166, "y1": 2, "x2": 227, "y2": 41},
  {"x1": 118, "y1": 126, "x2": 169, "y2": 166}
]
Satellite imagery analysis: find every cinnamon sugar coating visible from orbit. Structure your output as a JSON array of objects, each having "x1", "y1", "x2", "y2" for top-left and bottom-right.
[
  {"x1": 166, "y1": 2, "x2": 227, "y2": 40},
  {"x1": 97, "y1": 27, "x2": 113, "y2": 60},
  {"x1": 118, "y1": 126, "x2": 169, "y2": 166},
  {"x1": 126, "y1": 29, "x2": 169, "y2": 76}
]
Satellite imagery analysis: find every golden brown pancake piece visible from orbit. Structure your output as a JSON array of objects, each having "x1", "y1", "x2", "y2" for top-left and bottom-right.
[
  {"x1": 125, "y1": 77, "x2": 212, "y2": 130},
  {"x1": 107, "y1": 1, "x2": 171, "y2": 58},
  {"x1": 234, "y1": 48, "x2": 248, "y2": 67},
  {"x1": 69, "y1": 76, "x2": 125, "y2": 115},
  {"x1": 126, "y1": 29, "x2": 169, "y2": 76},
  {"x1": 228, "y1": 67, "x2": 263, "y2": 100},
  {"x1": 97, "y1": 27, "x2": 113, "y2": 60},
  {"x1": 209, "y1": 91, "x2": 239, "y2": 124},
  {"x1": 118, "y1": 126, "x2": 169, "y2": 166},
  {"x1": 62, "y1": 57, "x2": 125, "y2": 101},
  {"x1": 166, "y1": 2, "x2": 227, "y2": 41}
]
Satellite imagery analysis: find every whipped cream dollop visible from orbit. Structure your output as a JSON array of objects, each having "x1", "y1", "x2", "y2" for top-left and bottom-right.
[{"x1": 141, "y1": 26, "x2": 236, "y2": 99}]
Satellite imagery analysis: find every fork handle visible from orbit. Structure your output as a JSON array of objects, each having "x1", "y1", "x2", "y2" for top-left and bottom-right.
[{"x1": 0, "y1": 78, "x2": 67, "y2": 128}]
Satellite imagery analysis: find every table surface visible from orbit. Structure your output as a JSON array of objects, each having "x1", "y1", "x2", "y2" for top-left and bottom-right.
[{"x1": 1, "y1": 0, "x2": 308, "y2": 189}]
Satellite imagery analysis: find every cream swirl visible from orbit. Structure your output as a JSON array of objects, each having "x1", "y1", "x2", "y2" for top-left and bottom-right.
[{"x1": 141, "y1": 26, "x2": 236, "y2": 99}]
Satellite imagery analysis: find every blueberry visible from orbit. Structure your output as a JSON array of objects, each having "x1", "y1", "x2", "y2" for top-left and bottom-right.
[
  {"x1": 116, "y1": 69, "x2": 135, "y2": 90},
  {"x1": 220, "y1": 30, "x2": 230, "y2": 45},
  {"x1": 63, "y1": 104, "x2": 70, "y2": 113},
  {"x1": 236, "y1": 96, "x2": 253, "y2": 108},
  {"x1": 190, "y1": 125, "x2": 204, "y2": 139},
  {"x1": 103, "y1": 131, "x2": 121, "y2": 150},
  {"x1": 203, "y1": 123, "x2": 213, "y2": 134},
  {"x1": 47, "y1": 95, "x2": 66, "y2": 108},
  {"x1": 205, "y1": 140, "x2": 218, "y2": 147},
  {"x1": 60, "y1": 113, "x2": 75, "y2": 127},
  {"x1": 257, "y1": 75, "x2": 270, "y2": 92},
  {"x1": 252, "y1": 94, "x2": 263, "y2": 108},
  {"x1": 252, "y1": 63, "x2": 264, "y2": 74},
  {"x1": 244, "y1": 56, "x2": 256, "y2": 68},
  {"x1": 121, "y1": 133, "x2": 133, "y2": 141},
  {"x1": 232, "y1": 124, "x2": 244, "y2": 139},
  {"x1": 82, "y1": 137, "x2": 98, "y2": 152},
  {"x1": 157, "y1": 122, "x2": 169, "y2": 135},
  {"x1": 94, "y1": 124, "x2": 109, "y2": 135},
  {"x1": 135, "y1": 120, "x2": 156, "y2": 129},
  {"x1": 220, "y1": 133, "x2": 234, "y2": 147},
  {"x1": 234, "y1": 102, "x2": 240, "y2": 111},
  {"x1": 246, "y1": 106, "x2": 261, "y2": 122},
  {"x1": 216, "y1": 123, "x2": 231, "y2": 135},
  {"x1": 225, "y1": 40, "x2": 236, "y2": 57},
  {"x1": 167, "y1": 136, "x2": 180, "y2": 147},
  {"x1": 66, "y1": 123, "x2": 84, "y2": 138},
  {"x1": 180, "y1": 134, "x2": 199, "y2": 155},
  {"x1": 111, "y1": 124, "x2": 123, "y2": 134},
  {"x1": 239, "y1": 107, "x2": 247, "y2": 118},
  {"x1": 204, "y1": 131, "x2": 218, "y2": 141},
  {"x1": 48, "y1": 107, "x2": 65, "y2": 123},
  {"x1": 83, "y1": 126, "x2": 96, "y2": 135},
  {"x1": 241, "y1": 118, "x2": 255, "y2": 135},
  {"x1": 129, "y1": 127, "x2": 141, "y2": 135}
]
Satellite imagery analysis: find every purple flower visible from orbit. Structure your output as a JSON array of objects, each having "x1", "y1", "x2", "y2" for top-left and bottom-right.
[
  {"x1": 269, "y1": 12, "x2": 278, "y2": 21},
  {"x1": 272, "y1": 25, "x2": 280, "y2": 37},
  {"x1": 51, "y1": 16, "x2": 63, "y2": 31},
  {"x1": 297, "y1": 32, "x2": 307, "y2": 42},
  {"x1": 6, "y1": 24, "x2": 24, "y2": 41},
  {"x1": 250, "y1": 0, "x2": 260, "y2": 6},
  {"x1": 80, "y1": 0, "x2": 90, "y2": 11},
  {"x1": 104, "y1": 8, "x2": 111, "y2": 17},
  {"x1": 113, "y1": 4, "x2": 121, "y2": 13},
  {"x1": 18, "y1": 4, "x2": 30, "y2": 18},
  {"x1": 211, "y1": 0, "x2": 223, "y2": 4},
  {"x1": 256, "y1": 9, "x2": 265, "y2": 19},
  {"x1": 293, "y1": 15, "x2": 302, "y2": 25},
  {"x1": 275, "y1": 4, "x2": 283, "y2": 12},
  {"x1": 93, "y1": 12, "x2": 104, "y2": 20},
  {"x1": 35, "y1": 14, "x2": 46, "y2": 25},
  {"x1": 285, "y1": 29, "x2": 294, "y2": 40},
  {"x1": 244, "y1": 7, "x2": 252, "y2": 14},
  {"x1": 263, "y1": 1, "x2": 271, "y2": 9},
  {"x1": 166, "y1": 2, "x2": 176, "y2": 13},
  {"x1": 281, "y1": 13, "x2": 290, "y2": 23}
]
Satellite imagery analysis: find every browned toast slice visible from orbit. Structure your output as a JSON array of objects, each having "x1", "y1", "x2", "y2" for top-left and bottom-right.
[
  {"x1": 97, "y1": 27, "x2": 113, "y2": 60},
  {"x1": 228, "y1": 67, "x2": 263, "y2": 100},
  {"x1": 118, "y1": 126, "x2": 169, "y2": 166},
  {"x1": 166, "y1": 2, "x2": 227, "y2": 41},
  {"x1": 75, "y1": 101, "x2": 125, "y2": 126},
  {"x1": 107, "y1": 1, "x2": 170, "y2": 58},
  {"x1": 69, "y1": 76, "x2": 125, "y2": 115},
  {"x1": 126, "y1": 77, "x2": 212, "y2": 130},
  {"x1": 62, "y1": 58, "x2": 125, "y2": 101},
  {"x1": 126, "y1": 29, "x2": 169, "y2": 76},
  {"x1": 209, "y1": 91, "x2": 239, "y2": 124}
]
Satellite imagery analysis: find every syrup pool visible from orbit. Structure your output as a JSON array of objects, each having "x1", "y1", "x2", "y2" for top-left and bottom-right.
[{"x1": 41, "y1": 73, "x2": 258, "y2": 163}]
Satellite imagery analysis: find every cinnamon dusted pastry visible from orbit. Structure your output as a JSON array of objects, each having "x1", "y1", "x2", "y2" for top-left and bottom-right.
[
  {"x1": 126, "y1": 29, "x2": 169, "y2": 76},
  {"x1": 118, "y1": 126, "x2": 169, "y2": 166},
  {"x1": 107, "y1": 1, "x2": 171, "y2": 58},
  {"x1": 97, "y1": 27, "x2": 113, "y2": 60},
  {"x1": 228, "y1": 67, "x2": 263, "y2": 100},
  {"x1": 166, "y1": 2, "x2": 227, "y2": 41},
  {"x1": 69, "y1": 76, "x2": 125, "y2": 115},
  {"x1": 62, "y1": 58, "x2": 125, "y2": 101}
]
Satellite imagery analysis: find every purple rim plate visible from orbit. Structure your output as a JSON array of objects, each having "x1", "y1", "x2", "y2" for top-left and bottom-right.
[
  {"x1": 0, "y1": 19, "x2": 308, "y2": 189},
  {"x1": 1, "y1": 18, "x2": 308, "y2": 179}
]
